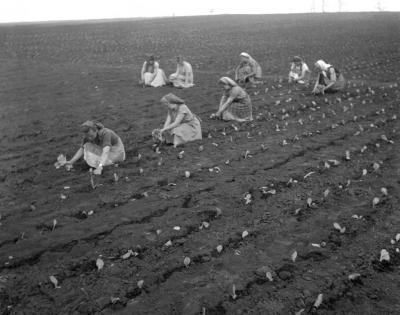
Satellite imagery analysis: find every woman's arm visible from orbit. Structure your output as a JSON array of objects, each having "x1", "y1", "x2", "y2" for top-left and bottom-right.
[
  {"x1": 161, "y1": 113, "x2": 184, "y2": 132},
  {"x1": 217, "y1": 96, "x2": 234, "y2": 115},
  {"x1": 245, "y1": 61, "x2": 257, "y2": 78},
  {"x1": 140, "y1": 62, "x2": 146, "y2": 81},
  {"x1": 312, "y1": 74, "x2": 320, "y2": 93},
  {"x1": 323, "y1": 69, "x2": 337, "y2": 91},
  {"x1": 67, "y1": 147, "x2": 84, "y2": 165},
  {"x1": 219, "y1": 95, "x2": 227, "y2": 106},
  {"x1": 163, "y1": 113, "x2": 172, "y2": 129},
  {"x1": 234, "y1": 66, "x2": 240, "y2": 80},
  {"x1": 150, "y1": 63, "x2": 159, "y2": 82}
]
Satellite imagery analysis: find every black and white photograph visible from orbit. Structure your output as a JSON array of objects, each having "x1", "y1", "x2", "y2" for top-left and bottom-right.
[{"x1": 0, "y1": 0, "x2": 399, "y2": 314}]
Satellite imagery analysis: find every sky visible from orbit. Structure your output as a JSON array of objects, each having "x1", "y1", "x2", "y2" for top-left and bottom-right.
[{"x1": 0, "y1": 0, "x2": 399, "y2": 23}]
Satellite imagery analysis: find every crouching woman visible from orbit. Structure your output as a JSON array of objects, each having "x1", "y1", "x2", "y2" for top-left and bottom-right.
[
  {"x1": 312, "y1": 60, "x2": 345, "y2": 95},
  {"x1": 66, "y1": 121, "x2": 125, "y2": 175},
  {"x1": 213, "y1": 77, "x2": 253, "y2": 122},
  {"x1": 159, "y1": 93, "x2": 202, "y2": 147}
]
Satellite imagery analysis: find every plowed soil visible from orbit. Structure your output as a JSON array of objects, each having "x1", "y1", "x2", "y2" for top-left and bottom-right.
[{"x1": 1, "y1": 13, "x2": 400, "y2": 315}]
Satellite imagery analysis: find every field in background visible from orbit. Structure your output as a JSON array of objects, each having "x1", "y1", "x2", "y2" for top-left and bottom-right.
[{"x1": 0, "y1": 13, "x2": 400, "y2": 314}]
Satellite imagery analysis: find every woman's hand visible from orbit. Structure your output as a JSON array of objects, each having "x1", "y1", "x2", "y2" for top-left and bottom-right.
[{"x1": 65, "y1": 161, "x2": 73, "y2": 171}]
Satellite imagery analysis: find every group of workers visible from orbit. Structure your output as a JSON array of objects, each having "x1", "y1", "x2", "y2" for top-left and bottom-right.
[{"x1": 65, "y1": 53, "x2": 345, "y2": 175}]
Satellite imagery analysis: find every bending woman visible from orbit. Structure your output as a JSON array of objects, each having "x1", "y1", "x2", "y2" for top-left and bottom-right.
[
  {"x1": 312, "y1": 60, "x2": 345, "y2": 95},
  {"x1": 169, "y1": 55, "x2": 194, "y2": 88},
  {"x1": 288, "y1": 56, "x2": 310, "y2": 85},
  {"x1": 66, "y1": 121, "x2": 125, "y2": 175},
  {"x1": 213, "y1": 77, "x2": 253, "y2": 122},
  {"x1": 160, "y1": 93, "x2": 202, "y2": 147},
  {"x1": 235, "y1": 52, "x2": 262, "y2": 84},
  {"x1": 140, "y1": 55, "x2": 168, "y2": 87}
]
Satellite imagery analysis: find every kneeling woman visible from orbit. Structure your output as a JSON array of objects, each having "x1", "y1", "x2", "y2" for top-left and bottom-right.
[
  {"x1": 66, "y1": 121, "x2": 125, "y2": 175},
  {"x1": 235, "y1": 52, "x2": 262, "y2": 84},
  {"x1": 288, "y1": 56, "x2": 310, "y2": 85},
  {"x1": 140, "y1": 55, "x2": 168, "y2": 87},
  {"x1": 312, "y1": 60, "x2": 345, "y2": 95},
  {"x1": 169, "y1": 55, "x2": 194, "y2": 88},
  {"x1": 159, "y1": 93, "x2": 202, "y2": 147},
  {"x1": 213, "y1": 77, "x2": 253, "y2": 122}
]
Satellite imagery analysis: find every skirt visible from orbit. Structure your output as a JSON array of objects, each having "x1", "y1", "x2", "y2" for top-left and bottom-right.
[
  {"x1": 144, "y1": 69, "x2": 167, "y2": 87},
  {"x1": 171, "y1": 117, "x2": 202, "y2": 147},
  {"x1": 289, "y1": 71, "x2": 310, "y2": 84},
  {"x1": 318, "y1": 73, "x2": 346, "y2": 92},
  {"x1": 169, "y1": 73, "x2": 194, "y2": 88},
  {"x1": 222, "y1": 98, "x2": 253, "y2": 122},
  {"x1": 83, "y1": 138, "x2": 125, "y2": 168}
]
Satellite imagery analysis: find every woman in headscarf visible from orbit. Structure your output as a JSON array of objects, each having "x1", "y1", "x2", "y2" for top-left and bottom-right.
[
  {"x1": 159, "y1": 93, "x2": 202, "y2": 147},
  {"x1": 212, "y1": 77, "x2": 253, "y2": 122},
  {"x1": 312, "y1": 59, "x2": 345, "y2": 95},
  {"x1": 288, "y1": 56, "x2": 310, "y2": 85},
  {"x1": 140, "y1": 55, "x2": 168, "y2": 87},
  {"x1": 235, "y1": 52, "x2": 262, "y2": 84},
  {"x1": 168, "y1": 55, "x2": 194, "y2": 88},
  {"x1": 66, "y1": 121, "x2": 125, "y2": 175}
]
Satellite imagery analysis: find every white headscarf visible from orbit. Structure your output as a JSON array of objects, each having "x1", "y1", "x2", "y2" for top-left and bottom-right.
[
  {"x1": 219, "y1": 77, "x2": 237, "y2": 87},
  {"x1": 315, "y1": 60, "x2": 332, "y2": 72},
  {"x1": 240, "y1": 52, "x2": 251, "y2": 58}
]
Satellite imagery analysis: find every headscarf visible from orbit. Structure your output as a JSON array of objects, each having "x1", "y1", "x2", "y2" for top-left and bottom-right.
[
  {"x1": 292, "y1": 56, "x2": 303, "y2": 63},
  {"x1": 161, "y1": 93, "x2": 185, "y2": 105},
  {"x1": 219, "y1": 77, "x2": 238, "y2": 87},
  {"x1": 80, "y1": 120, "x2": 104, "y2": 132},
  {"x1": 240, "y1": 52, "x2": 251, "y2": 58},
  {"x1": 147, "y1": 54, "x2": 155, "y2": 62},
  {"x1": 315, "y1": 60, "x2": 332, "y2": 72}
]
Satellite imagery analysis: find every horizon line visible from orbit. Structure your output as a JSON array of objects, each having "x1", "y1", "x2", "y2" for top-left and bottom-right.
[{"x1": 0, "y1": 10, "x2": 399, "y2": 26}]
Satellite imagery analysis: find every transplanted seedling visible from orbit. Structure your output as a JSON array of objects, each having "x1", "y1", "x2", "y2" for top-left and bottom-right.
[
  {"x1": 291, "y1": 251, "x2": 297, "y2": 262},
  {"x1": 333, "y1": 222, "x2": 346, "y2": 233},
  {"x1": 96, "y1": 258, "x2": 104, "y2": 270},
  {"x1": 380, "y1": 249, "x2": 390, "y2": 262},
  {"x1": 348, "y1": 273, "x2": 361, "y2": 281},
  {"x1": 244, "y1": 193, "x2": 252, "y2": 205},
  {"x1": 49, "y1": 275, "x2": 61, "y2": 289},
  {"x1": 313, "y1": 293, "x2": 323, "y2": 309},
  {"x1": 183, "y1": 256, "x2": 191, "y2": 267}
]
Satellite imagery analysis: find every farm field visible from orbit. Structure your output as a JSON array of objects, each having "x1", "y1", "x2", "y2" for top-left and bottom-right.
[{"x1": 0, "y1": 12, "x2": 400, "y2": 315}]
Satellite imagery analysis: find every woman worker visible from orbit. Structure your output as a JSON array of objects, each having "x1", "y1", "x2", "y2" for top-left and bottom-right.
[
  {"x1": 66, "y1": 121, "x2": 125, "y2": 175},
  {"x1": 140, "y1": 54, "x2": 168, "y2": 87},
  {"x1": 159, "y1": 93, "x2": 202, "y2": 147},
  {"x1": 288, "y1": 56, "x2": 310, "y2": 85},
  {"x1": 235, "y1": 52, "x2": 262, "y2": 84},
  {"x1": 212, "y1": 77, "x2": 253, "y2": 122},
  {"x1": 168, "y1": 55, "x2": 194, "y2": 88},
  {"x1": 312, "y1": 59, "x2": 345, "y2": 95}
]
